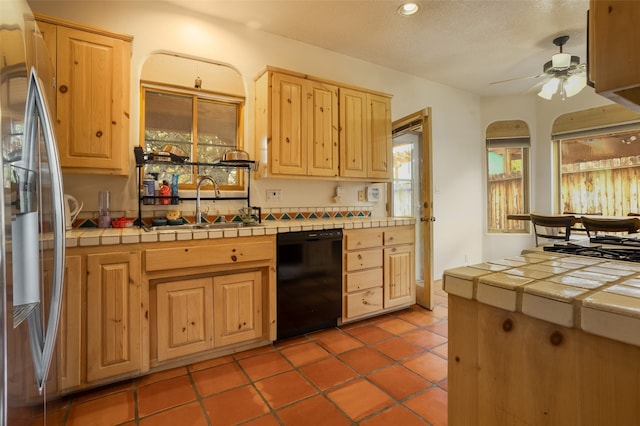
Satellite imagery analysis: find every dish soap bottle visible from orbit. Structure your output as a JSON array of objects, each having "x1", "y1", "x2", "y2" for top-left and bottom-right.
[{"x1": 160, "y1": 180, "x2": 171, "y2": 205}]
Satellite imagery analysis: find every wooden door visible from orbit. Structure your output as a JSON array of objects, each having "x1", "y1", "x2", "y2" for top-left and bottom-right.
[
  {"x1": 383, "y1": 245, "x2": 414, "y2": 308},
  {"x1": 213, "y1": 271, "x2": 263, "y2": 347},
  {"x1": 367, "y1": 93, "x2": 391, "y2": 179},
  {"x1": 156, "y1": 278, "x2": 214, "y2": 362},
  {"x1": 308, "y1": 81, "x2": 339, "y2": 176},
  {"x1": 271, "y1": 73, "x2": 307, "y2": 175},
  {"x1": 86, "y1": 252, "x2": 141, "y2": 382},
  {"x1": 55, "y1": 26, "x2": 129, "y2": 174},
  {"x1": 339, "y1": 88, "x2": 367, "y2": 177},
  {"x1": 391, "y1": 109, "x2": 434, "y2": 309}
]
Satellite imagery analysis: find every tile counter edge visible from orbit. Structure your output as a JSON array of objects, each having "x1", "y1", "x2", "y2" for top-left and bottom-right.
[{"x1": 65, "y1": 217, "x2": 417, "y2": 247}]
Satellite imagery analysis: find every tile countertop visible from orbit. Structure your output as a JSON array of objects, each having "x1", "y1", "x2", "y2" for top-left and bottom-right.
[
  {"x1": 443, "y1": 251, "x2": 640, "y2": 348},
  {"x1": 65, "y1": 217, "x2": 416, "y2": 247}
]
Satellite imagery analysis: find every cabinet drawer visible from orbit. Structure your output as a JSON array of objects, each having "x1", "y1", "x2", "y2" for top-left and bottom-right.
[
  {"x1": 346, "y1": 249, "x2": 383, "y2": 272},
  {"x1": 345, "y1": 229, "x2": 383, "y2": 250},
  {"x1": 384, "y1": 227, "x2": 415, "y2": 246},
  {"x1": 346, "y1": 287, "x2": 383, "y2": 318},
  {"x1": 346, "y1": 268, "x2": 383, "y2": 292},
  {"x1": 145, "y1": 239, "x2": 274, "y2": 272}
]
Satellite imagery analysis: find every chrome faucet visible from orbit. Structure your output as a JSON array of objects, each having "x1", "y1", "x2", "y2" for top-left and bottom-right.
[{"x1": 195, "y1": 175, "x2": 220, "y2": 224}]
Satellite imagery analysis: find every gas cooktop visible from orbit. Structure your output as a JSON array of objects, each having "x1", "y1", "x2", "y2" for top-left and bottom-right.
[{"x1": 543, "y1": 235, "x2": 640, "y2": 262}]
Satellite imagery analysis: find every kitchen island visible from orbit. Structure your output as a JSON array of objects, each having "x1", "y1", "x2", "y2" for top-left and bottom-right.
[{"x1": 443, "y1": 250, "x2": 640, "y2": 425}]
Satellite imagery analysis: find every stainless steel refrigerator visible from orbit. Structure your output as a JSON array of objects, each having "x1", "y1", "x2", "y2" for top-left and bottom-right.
[{"x1": 1, "y1": 0, "x2": 66, "y2": 424}]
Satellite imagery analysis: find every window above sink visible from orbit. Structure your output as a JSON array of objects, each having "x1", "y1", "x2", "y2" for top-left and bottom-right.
[{"x1": 140, "y1": 53, "x2": 246, "y2": 191}]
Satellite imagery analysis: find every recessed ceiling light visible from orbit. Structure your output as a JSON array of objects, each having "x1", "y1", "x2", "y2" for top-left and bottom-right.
[{"x1": 397, "y1": 2, "x2": 419, "y2": 16}]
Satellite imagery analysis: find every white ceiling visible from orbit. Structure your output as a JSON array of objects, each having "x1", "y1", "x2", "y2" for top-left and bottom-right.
[{"x1": 167, "y1": 0, "x2": 590, "y2": 97}]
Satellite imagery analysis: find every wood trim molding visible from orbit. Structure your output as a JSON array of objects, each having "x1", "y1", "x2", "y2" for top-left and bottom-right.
[{"x1": 552, "y1": 104, "x2": 640, "y2": 135}]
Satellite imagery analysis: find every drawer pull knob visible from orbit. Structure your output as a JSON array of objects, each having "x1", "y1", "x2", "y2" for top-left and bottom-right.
[
  {"x1": 96, "y1": 130, "x2": 103, "y2": 138},
  {"x1": 231, "y1": 255, "x2": 238, "y2": 262},
  {"x1": 59, "y1": 85, "x2": 68, "y2": 93},
  {"x1": 502, "y1": 318, "x2": 513, "y2": 332}
]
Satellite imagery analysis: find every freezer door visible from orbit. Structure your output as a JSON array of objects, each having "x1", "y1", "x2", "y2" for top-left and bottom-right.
[{"x1": 11, "y1": 69, "x2": 65, "y2": 393}]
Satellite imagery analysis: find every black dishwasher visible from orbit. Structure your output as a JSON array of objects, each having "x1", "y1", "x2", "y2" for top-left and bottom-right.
[{"x1": 276, "y1": 229, "x2": 343, "y2": 341}]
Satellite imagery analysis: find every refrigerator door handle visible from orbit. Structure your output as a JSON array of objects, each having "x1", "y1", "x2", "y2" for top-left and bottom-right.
[{"x1": 22, "y1": 68, "x2": 66, "y2": 393}]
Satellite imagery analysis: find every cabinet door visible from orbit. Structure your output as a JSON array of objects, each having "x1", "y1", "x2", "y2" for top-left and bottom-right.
[
  {"x1": 383, "y1": 245, "x2": 415, "y2": 308},
  {"x1": 56, "y1": 255, "x2": 82, "y2": 392},
  {"x1": 213, "y1": 271, "x2": 263, "y2": 347},
  {"x1": 56, "y1": 26, "x2": 130, "y2": 174},
  {"x1": 339, "y1": 88, "x2": 367, "y2": 177},
  {"x1": 156, "y1": 278, "x2": 214, "y2": 362},
  {"x1": 308, "y1": 81, "x2": 339, "y2": 176},
  {"x1": 33, "y1": 20, "x2": 58, "y2": 118},
  {"x1": 86, "y1": 252, "x2": 142, "y2": 382},
  {"x1": 271, "y1": 73, "x2": 307, "y2": 175},
  {"x1": 367, "y1": 93, "x2": 391, "y2": 179}
]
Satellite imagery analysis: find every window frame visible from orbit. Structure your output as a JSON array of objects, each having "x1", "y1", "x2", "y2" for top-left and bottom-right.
[
  {"x1": 140, "y1": 82, "x2": 245, "y2": 191},
  {"x1": 555, "y1": 128, "x2": 640, "y2": 216},
  {"x1": 486, "y1": 137, "x2": 531, "y2": 233}
]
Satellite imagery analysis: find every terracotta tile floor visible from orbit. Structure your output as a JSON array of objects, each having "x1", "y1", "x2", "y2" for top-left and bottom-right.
[{"x1": 50, "y1": 281, "x2": 448, "y2": 425}]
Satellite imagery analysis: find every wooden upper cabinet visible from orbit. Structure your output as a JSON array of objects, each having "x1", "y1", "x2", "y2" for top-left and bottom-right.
[
  {"x1": 266, "y1": 72, "x2": 338, "y2": 177},
  {"x1": 589, "y1": 1, "x2": 640, "y2": 111},
  {"x1": 255, "y1": 67, "x2": 390, "y2": 180},
  {"x1": 308, "y1": 80, "x2": 339, "y2": 177},
  {"x1": 367, "y1": 93, "x2": 391, "y2": 179},
  {"x1": 271, "y1": 73, "x2": 308, "y2": 175},
  {"x1": 339, "y1": 89, "x2": 392, "y2": 180},
  {"x1": 339, "y1": 88, "x2": 367, "y2": 178},
  {"x1": 35, "y1": 14, "x2": 132, "y2": 175}
]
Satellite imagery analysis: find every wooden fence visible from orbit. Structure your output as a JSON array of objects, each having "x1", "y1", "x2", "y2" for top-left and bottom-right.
[
  {"x1": 488, "y1": 172, "x2": 527, "y2": 232},
  {"x1": 561, "y1": 165, "x2": 640, "y2": 216}
]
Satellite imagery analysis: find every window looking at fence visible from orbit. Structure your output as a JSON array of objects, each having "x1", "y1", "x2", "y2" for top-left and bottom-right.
[
  {"x1": 486, "y1": 120, "x2": 530, "y2": 233},
  {"x1": 141, "y1": 85, "x2": 244, "y2": 189},
  {"x1": 557, "y1": 129, "x2": 640, "y2": 216}
]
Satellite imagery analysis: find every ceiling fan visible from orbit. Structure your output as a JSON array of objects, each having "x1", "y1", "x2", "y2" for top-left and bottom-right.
[{"x1": 491, "y1": 35, "x2": 587, "y2": 100}]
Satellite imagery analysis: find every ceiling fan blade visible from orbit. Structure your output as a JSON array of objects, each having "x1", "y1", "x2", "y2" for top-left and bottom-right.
[{"x1": 489, "y1": 73, "x2": 545, "y2": 85}]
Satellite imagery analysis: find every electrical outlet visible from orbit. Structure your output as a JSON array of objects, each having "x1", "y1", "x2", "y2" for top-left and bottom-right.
[
  {"x1": 357, "y1": 190, "x2": 365, "y2": 202},
  {"x1": 266, "y1": 189, "x2": 282, "y2": 201}
]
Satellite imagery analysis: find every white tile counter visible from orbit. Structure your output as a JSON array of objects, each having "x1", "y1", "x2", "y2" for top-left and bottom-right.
[
  {"x1": 444, "y1": 251, "x2": 640, "y2": 347},
  {"x1": 65, "y1": 217, "x2": 416, "y2": 247}
]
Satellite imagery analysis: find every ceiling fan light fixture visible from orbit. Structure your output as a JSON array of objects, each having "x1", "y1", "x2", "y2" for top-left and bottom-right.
[
  {"x1": 564, "y1": 74, "x2": 587, "y2": 97},
  {"x1": 538, "y1": 77, "x2": 560, "y2": 100},
  {"x1": 551, "y1": 52, "x2": 571, "y2": 70},
  {"x1": 397, "y1": 2, "x2": 419, "y2": 16}
]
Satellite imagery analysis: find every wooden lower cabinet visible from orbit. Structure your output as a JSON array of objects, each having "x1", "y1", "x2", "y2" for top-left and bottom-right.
[
  {"x1": 57, "y1": 255, "x2": 83, "y2": 392},
  {"x1": 154, "y1": 270, "x2": 264, "y2": 363},
  {"x1": 343, "y1": 225, "x2": 415, "y2": 322},
  {"x1": 383, "y1": 244, "x2": 414, "y2": 308},
  {"x1": 51, "y1": 236, "x2": 276, "y2": 393},
  {"x1": 213, "y1": 271, "x2": 263, "y2": 347},
  {"x1": 156, "y1": 277, "x2": 214, "y2": 362},
  {"x1": 86, "y1": 251, "x2": 142, "y2": 383}
]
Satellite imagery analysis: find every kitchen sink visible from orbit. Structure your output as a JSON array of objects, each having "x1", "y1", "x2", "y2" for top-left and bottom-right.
[{"x1": 144, "y1": 222, "x2": 260, "y2": 232}]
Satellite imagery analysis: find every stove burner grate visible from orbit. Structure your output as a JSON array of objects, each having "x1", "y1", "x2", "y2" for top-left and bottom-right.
[
  {"x1": 543, "y1": 243, "x2": 640, "y2": 263},
  {"x1": 589, "y1": 235, "x2": 640, "y2": 247}
]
